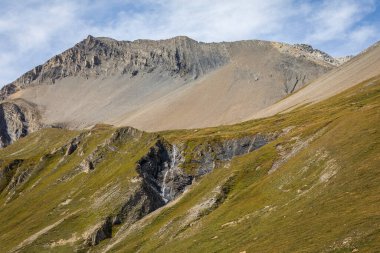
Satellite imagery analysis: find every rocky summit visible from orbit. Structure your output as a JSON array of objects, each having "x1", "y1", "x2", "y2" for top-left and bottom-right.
[
  {"x1": 0, "y1": 35, "x2": 230, "y2": 98},
  {"x1": 0, "y1": 35, "x2": 335, "y2": 99}
]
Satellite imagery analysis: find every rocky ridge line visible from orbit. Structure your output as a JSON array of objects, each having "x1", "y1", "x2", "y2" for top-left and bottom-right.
[
  {"x1": 0, "y1": 36, "x2": 343, "y2": 100},
  {"x1": 273, "y1": 42, "x2": 351, "y2": 67},
  {"x1": 0, "y1": 36, "x2": 230, "y2": 100}
]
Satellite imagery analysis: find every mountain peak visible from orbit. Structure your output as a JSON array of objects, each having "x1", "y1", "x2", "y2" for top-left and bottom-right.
[
  {"x1": 0, "y1": 36, "x2": 344, "y2": 104},
  {"x1": 0, "y1": 36, "x2": 231, "y2": 100},
  {"x1": 169, "y1": 35, "x2": 196, "y2": 41},
  {"x1": 86, "y1": 34, "x2": 95, "y2": 40}
]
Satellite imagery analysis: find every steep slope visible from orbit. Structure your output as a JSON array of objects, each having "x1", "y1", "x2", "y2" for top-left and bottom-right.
[
  {"x1": 112, "y1": 41, "x2": 333, "y2": 130},
  {"x1": 1, "y1": 36, "x2": 335, "y2": 133},
  {"x1": 249, "y1": 41, "x2": 380, "y2": 119},
  {"x1": 0, "y1": 74, "x2": 379, "y2": 252}
]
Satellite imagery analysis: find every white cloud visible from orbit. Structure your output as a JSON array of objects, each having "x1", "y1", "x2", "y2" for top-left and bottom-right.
[
  {"x1": 0, "y1": 0, "x2": 95, "y2": 88},
  {"x1": 0, "y1": 0, "x2": 378, "y2": 86},
  {"x1": 306, "y1": 0, "x2": 376, "y2": 43},
  {"x1": 87, "y1": 0, "x2": 297, "y2": 42},
  {"x1": 154, "y1": 0, "x2": 295, "y2": 42},
  {"x1": 350, "y1": 25, "x2": 378, "y2": 44}
]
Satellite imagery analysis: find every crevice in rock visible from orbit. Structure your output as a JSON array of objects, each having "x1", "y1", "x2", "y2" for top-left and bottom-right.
[
  {"x1": 0, "y1": 159, "x2": 24, "y2": 193},
  {"x1": 65, "y1": 137, "x2": 80, "y2": 156},
  {"x1": 87, "y1": 217, "x2": 113, "y2": 246},
  {"x1": 136, "y1": 139, "x2": 191, "y2": 203}
]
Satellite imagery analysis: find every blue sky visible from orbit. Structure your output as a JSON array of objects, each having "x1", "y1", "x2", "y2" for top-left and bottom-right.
[{"x1": 0, "y1": 0, "x2": 379, "y2": 87}]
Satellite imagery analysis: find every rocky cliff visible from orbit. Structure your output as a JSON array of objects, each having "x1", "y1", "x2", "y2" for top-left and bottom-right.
[
  {"x1": 0, "y1": 36, "x2": 230, "y2": 99},
  {"x1": 0, "y1": 99, "x2": 42, "y2": 147}
]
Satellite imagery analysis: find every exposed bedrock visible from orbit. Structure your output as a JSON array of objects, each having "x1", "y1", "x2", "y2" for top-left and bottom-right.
[
  {"x1": 0, "y1": 36, "x2": 230, "y2": 99},
  {"x1": 87, "y1": 132, "x2": 277, "y2": 246},
  {"x1": 0, "y1": 100, "x2": 42, "y2": 147}
]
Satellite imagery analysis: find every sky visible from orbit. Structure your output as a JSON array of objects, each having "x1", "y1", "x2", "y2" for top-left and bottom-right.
[{"x1": 0, "y1": 0, "x2": 379, "y2": 87}]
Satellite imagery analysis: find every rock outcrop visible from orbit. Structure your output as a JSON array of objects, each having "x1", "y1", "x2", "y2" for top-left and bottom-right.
[
  {"x1": 335, "y1": 55, "x2": 353, "y2": 65},
  {"x1": 86, "y1": 132, "x2": 277, "y2": 246},
  {"x1": 0, "y1": 99, "x2": 42, "y2": 147},
  {"x1": 0, "y1": 159, "x2": 24, "y2": 193},
  {"x1": 0, "y1": 36, "x2": 229, "y2": 99},
  {"x1": 191, "y1": 134, "x2": 273, "y2": 175},
  {"x1": 87, "y1": 217, "x2": 113, "y2": 246},
  {"x1": 294, "y1": 44, "x2": 340, "y2": 66},
  {"x1": 273, "y1": 42, "x2": 348, "y2": 67}
]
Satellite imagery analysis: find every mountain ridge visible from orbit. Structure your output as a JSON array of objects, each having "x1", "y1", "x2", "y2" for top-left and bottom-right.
[
  {"x1": 0, "y1": 35, "x2": 229, "y2": 99},
  {"x1": 0, "y1": 35, "x2": 340, "y2": 100},
  {"x1": 0, "y1": 36, "x2": 367, "y2": 148},
  {"x1": 248, "y1": 39, "x2": 380, "y2": 120}
]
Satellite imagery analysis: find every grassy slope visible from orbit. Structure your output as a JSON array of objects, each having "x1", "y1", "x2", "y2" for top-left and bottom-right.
[
  {"x1": 0, "y1": 76, "x2": 379, "y2": 252},
  {"x1": 109, "y1": 76, "x2": 380, "y2": 253},
  {"x1": 0, "y1": 126, "x2": 159, "y2": 252}
]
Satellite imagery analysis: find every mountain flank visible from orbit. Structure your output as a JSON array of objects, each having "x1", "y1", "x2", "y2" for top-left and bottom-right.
[
  {"x1": 0, "y1": 35, "x2": 379, "y2": 252},
  {"x1": 0, "y1": 36, "x2": 336, "y2": 142},
  {"x1": 0, "y1": 74, "x2": 378, "y2": 252},
  {"x1": 249, "y1": 41, "x2": 380, "y2": 119}
]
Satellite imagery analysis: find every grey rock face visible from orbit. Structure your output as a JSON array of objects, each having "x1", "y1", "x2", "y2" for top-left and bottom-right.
[
  {"x1": 0, "y1": 36, "x2": 229, "y2": 99},
  {"x1": 65, "y1": 137, "x2": 80, "y2": 156},
  {"x1": 136, "y1": 139, "x2": 191, "y2": 203},
  {"x1": 135, "y1": 134, "x2": 275, "y2": 205},
  {"x1": 193, "y1": 134, "x2": 274, "y2": 175},
  {"x1": 0, "y1": 153, "x2": 54, "y2": 203},
  {"x1": 87, "y1": 217, "x2": 113, "y2": 246},
  {"x1": 6, "y1": 168, "x2": 32, "y2": 193},
  {"x1": 112, "y1": 180, "x2": 165, "y2": 225},
  {"x1": 293, "y1": 44, "x2": 340, "y2": 66},
  {"x1": 82, "y1": 132, "x2": 279, "y2": 247},
  {"x1": 0, "y1": 100, "x2": 41, "y2": 147}
]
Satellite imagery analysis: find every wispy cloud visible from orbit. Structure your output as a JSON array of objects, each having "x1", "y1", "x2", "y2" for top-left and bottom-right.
[
  {"x1": 0, "y1": 0, "x2": 84, "y2": 86},
  {"x1": 304, "y1": 0, "x2": 378, "y2": 55},
  {"x1": 0, "y1": 0, "x2": 379, "y2": 86},
  {"x1": 306, "y1": 0, "x2": 372, "y2": 42}
]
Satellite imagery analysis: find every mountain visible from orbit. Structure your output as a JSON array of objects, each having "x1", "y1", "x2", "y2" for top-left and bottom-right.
[
  {"x1": 0, "y1": 72, "x2": 379, "y2": 252},
  {"x1": 0, "y1": 35, "x2": 379, "y2": 252},
  {"x1": 249, "y1": 41, "x2": 380, "y2": 119},
  {"x1": 0, "y1": 36, "x2": 337, "y2": 139}
]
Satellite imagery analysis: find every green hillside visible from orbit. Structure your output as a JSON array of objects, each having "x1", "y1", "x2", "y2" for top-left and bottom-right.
[{"x1": 0, "y1": 76, "x2": 379, "y2": 253}]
